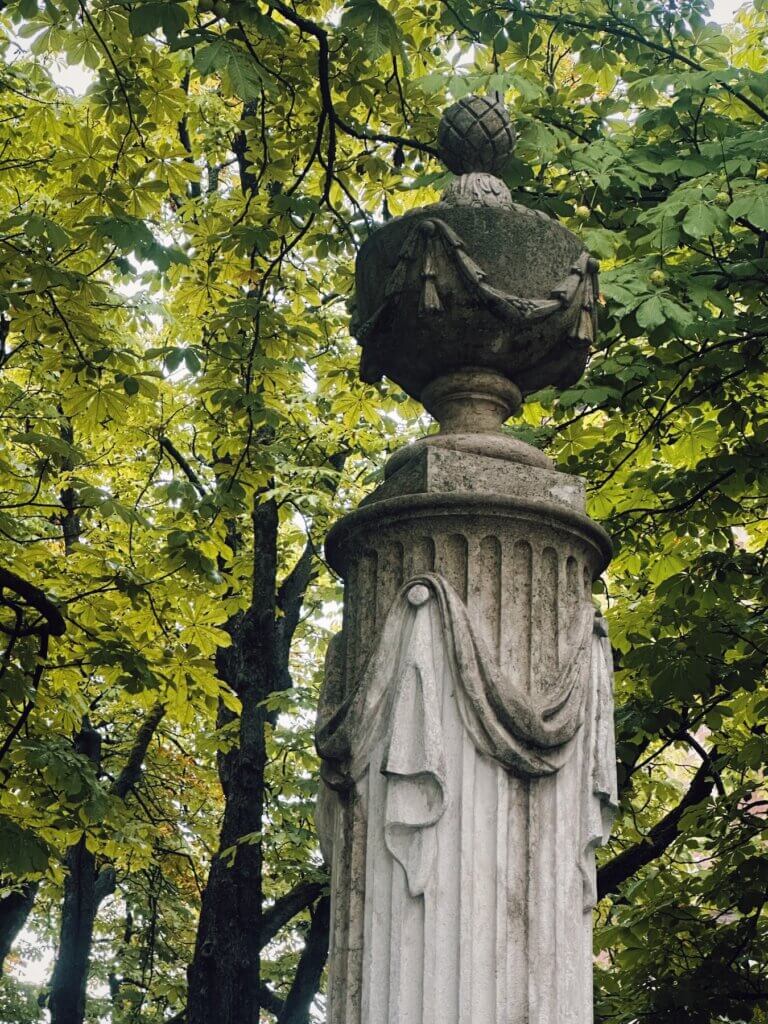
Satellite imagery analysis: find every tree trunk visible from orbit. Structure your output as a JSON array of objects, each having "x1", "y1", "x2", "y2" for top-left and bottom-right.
[
  {"x1": 187, "y1": 499, "x2": 278, "y2": 1024},
  {"x1": 0, "y1": 882, "x2": 38, "y2": 973},
  {"x1": 48, "y1": 705, "x2": 165, "y2": 1024},
  {"x1": 49, "y1": 727, "x2": 101, "y2": 1024}
]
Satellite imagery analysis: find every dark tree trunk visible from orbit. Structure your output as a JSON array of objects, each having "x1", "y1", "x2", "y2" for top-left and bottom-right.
[
  {"x1": 187, "y1": 499, "x2": 279, "y2": 1024},
  {"x1": 49, "y1": 727, "x2": 101, "y2": 1024},
  {"x1": 48, "y1": 706, "x2": 164, "y2": 1024},
  {"x1": 49, "y1": 837, "x2": 97, "y2": 1024},
  {"x1": 0, "y1": 882, "x2": 38, "y2": 973}
]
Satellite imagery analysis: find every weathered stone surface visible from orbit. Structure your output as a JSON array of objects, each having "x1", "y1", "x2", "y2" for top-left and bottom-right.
[
  {"x1": 437, "y1": 94, "x2": 517, "y2": 175},
  {"x1": 353, "y1": 206, "x2": 598, "y2": 398},
  {"x1": 316, "y1": 94, "x2": 616, "y2": 1024},
  {"x1": 351, "y1": 90, "x2": 600, "y2": 406},
  {"x1": 360, "y1": 446, "x2": 588, "y2": 515},
  {"x1": 318, "y1": 452, "x2": 615, "y2": 1023}
]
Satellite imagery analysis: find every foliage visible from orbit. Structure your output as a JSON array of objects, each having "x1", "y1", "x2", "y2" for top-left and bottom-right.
[{"x1": 0, "y1": 0, "x2": 766, "y2": 1021}]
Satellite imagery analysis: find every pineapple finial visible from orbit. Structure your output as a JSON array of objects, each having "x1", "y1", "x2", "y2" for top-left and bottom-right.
[{"x1": 437, "y1": 93, "x2": 516, "y2": 176}]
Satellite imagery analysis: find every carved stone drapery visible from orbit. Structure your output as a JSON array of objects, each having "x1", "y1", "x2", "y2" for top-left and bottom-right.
[
  {"x1": 353, "y1": 218, "x2": 599, "y2": 374},
  {"x1": 318, "y1": 573, "x2": 595, "y2": 784}
]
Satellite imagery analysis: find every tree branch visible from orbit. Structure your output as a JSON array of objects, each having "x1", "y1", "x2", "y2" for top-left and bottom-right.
[
  {"x1": 158, "y1": 436, "x2": 207, "y2": 497},
  {"x1": 111, "y1": 703, "x2": 166, "y2": 800},
  {"x1": 94, "y1": 866, "x2": 116, "y2": 908},
  {"x1": 501, "y1": 5, "x2": 768, "y2": 124},
  {"x1": 682, "y1": 731, "x2": 726, "y2": 797},
  {"x1": 77, "y1": 0, "x2": 146, "y2": 156},
  {"x1": 268, "y1": 1, "x2": 439, "y2": 158},
  {"x1": 0, "y1": 882, "x2": 38, "y2": 973},
  {"x1": 0, "y1": 631, "x2": 50, "y2": 766},
  {"x1": 0, "y1": 566, "x2": 65, "y2": 636},
  {"x1": 275, "y1": 539, "x2": 315, "y2": 669},
  {"x1": 178, "y1": 71, "x2": 202, "y2": 199},
  {"x1": 597, "y1": 753, "x2": 717, "y2": 900},
  {"x1": 276, "y1": 894, "x2": 331, "y2": 1024},
  {"x1": 260, "y1": 879, "x2": 325, "y2": 950},
  {"x1": 260, "y1": 984, "x2": 285, "y2": 1017}
]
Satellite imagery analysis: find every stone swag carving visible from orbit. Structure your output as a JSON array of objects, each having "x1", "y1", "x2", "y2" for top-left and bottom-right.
[
  {"x1": 317, "y1": 574, "x2": 615, "y2": 890},
  {"x1": 316, "y1": 93, "x2": 617, "y2": 1024}
]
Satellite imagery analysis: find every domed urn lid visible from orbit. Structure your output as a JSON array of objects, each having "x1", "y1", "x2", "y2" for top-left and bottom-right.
[{"x1": 351, "y1": 94, "x2": 599, "y2": 447}]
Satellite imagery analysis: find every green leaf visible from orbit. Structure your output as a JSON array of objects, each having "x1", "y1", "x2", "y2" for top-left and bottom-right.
[
  {"x1": 0, "y1": 817, "x2": 50, "y2": 876},
  {"x1": 728, "y1": 192, "x2": 768, "y2": 231},
  {"x1": 88, "y1": 215, "x2": 188, "y2": 271},
  {"x1": 194, "y1": 39, "x2": 230, "y2": 77},
  {"x1": 223, "y1": 46, "x2": 263, "y2": 100},
  {"x1": 635, "y1": 294, "x2": 666, "y2": 330},
  {"x1": 195, "y1": 41, "x2": 262, "y2": 99},
  {"x1": 183, "y1": 349, "x2": 201, "y2": 374},
  {"x1": 128, "y1": 2, "x2": 164, "y2": 36},
  {"x1": 129, "y1": 2, "x2": 188, "y2": 40},
  {"x1": 682, "y1": 203, "x2": 720, "y2": 239},
  {"x1": 341, "y1": 0, "x2": 402, "y2": 60}
]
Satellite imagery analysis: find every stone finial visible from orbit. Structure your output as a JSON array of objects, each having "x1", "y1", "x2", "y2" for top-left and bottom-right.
[{"x1": 437, "y1": 94, "x2": 516, "y2": 175}]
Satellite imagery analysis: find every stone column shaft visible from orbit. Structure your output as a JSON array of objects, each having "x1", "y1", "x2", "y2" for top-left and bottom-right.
[{"x1": 317, "y1": 449, "x2": 616, "y2": 1024}]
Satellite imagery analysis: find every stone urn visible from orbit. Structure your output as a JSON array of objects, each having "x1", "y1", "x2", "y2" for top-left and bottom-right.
[{"x1": 351, "y1": 93, "x2": 599, "y2": 469}]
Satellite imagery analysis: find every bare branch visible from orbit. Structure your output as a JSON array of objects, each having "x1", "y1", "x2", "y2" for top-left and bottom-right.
[{"x1": 260, "y1": 879, "x2": 325, "y2": 950}]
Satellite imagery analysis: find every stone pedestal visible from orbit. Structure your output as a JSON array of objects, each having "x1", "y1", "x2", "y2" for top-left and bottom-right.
[
  {"x1": 315, "y1": 93, "x2": 617, "y2": 1024},
  {"x1": 316, "y1": 447, "x2": 616, "y2": 1024}
]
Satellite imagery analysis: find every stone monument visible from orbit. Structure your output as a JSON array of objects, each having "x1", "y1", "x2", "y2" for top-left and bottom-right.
[{"x1": 316, "y1": 94, "x2": 618, "y2": 1024}]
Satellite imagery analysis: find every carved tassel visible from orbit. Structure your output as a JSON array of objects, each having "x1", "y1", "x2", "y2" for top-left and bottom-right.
[
  {"x1": 576, "y1": 303, "x2": 593, "y2": 344},
  {"x1": 419, "y1": 244, "x2": 442, "y2": 314}
]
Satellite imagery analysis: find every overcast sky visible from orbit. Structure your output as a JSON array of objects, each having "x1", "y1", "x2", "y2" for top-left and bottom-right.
[{"x1": 711, "y1": 0, "x2": 744, "y2": 19}]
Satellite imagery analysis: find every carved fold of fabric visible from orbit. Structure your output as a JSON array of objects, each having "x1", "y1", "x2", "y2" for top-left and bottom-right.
[
  {"x1": 316, "y1": 572, "x2": 595, "y2": 786},
  {"x1": 381, "y1": 595, "x2": 447, "y2": 898},
  {"x1": 417, "y1": 572, "x2": 593, "y2": 777},
  {"x1": 580, "y1": 613, "x2": 619, "y2": 910}
]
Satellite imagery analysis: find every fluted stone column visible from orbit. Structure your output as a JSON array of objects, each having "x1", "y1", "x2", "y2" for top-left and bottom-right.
[{"x1": 316, "y1": 95, "x2": 617, "y2": 1024}]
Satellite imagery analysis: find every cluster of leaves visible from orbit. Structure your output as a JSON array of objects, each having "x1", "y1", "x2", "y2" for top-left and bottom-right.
[{"x1": 0, "y1": 0, "x2": 765, "y2": 1021}]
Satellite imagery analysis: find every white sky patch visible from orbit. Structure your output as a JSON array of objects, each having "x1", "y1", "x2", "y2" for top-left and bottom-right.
[
  {"x1": 49, "y1": 58, "x2": 94, "y2": 95},
  {"x1": 12, "y1": 941, "x2": 54, "y2": 988},
  {"x1": 710, "y1": 0, "x2": 744, "y2": 20}
]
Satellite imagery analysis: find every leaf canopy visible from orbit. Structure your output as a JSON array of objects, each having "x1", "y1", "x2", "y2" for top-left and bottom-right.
[{"x1": 0, "y1": 0, "x2": 767, "y2": 1020}]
